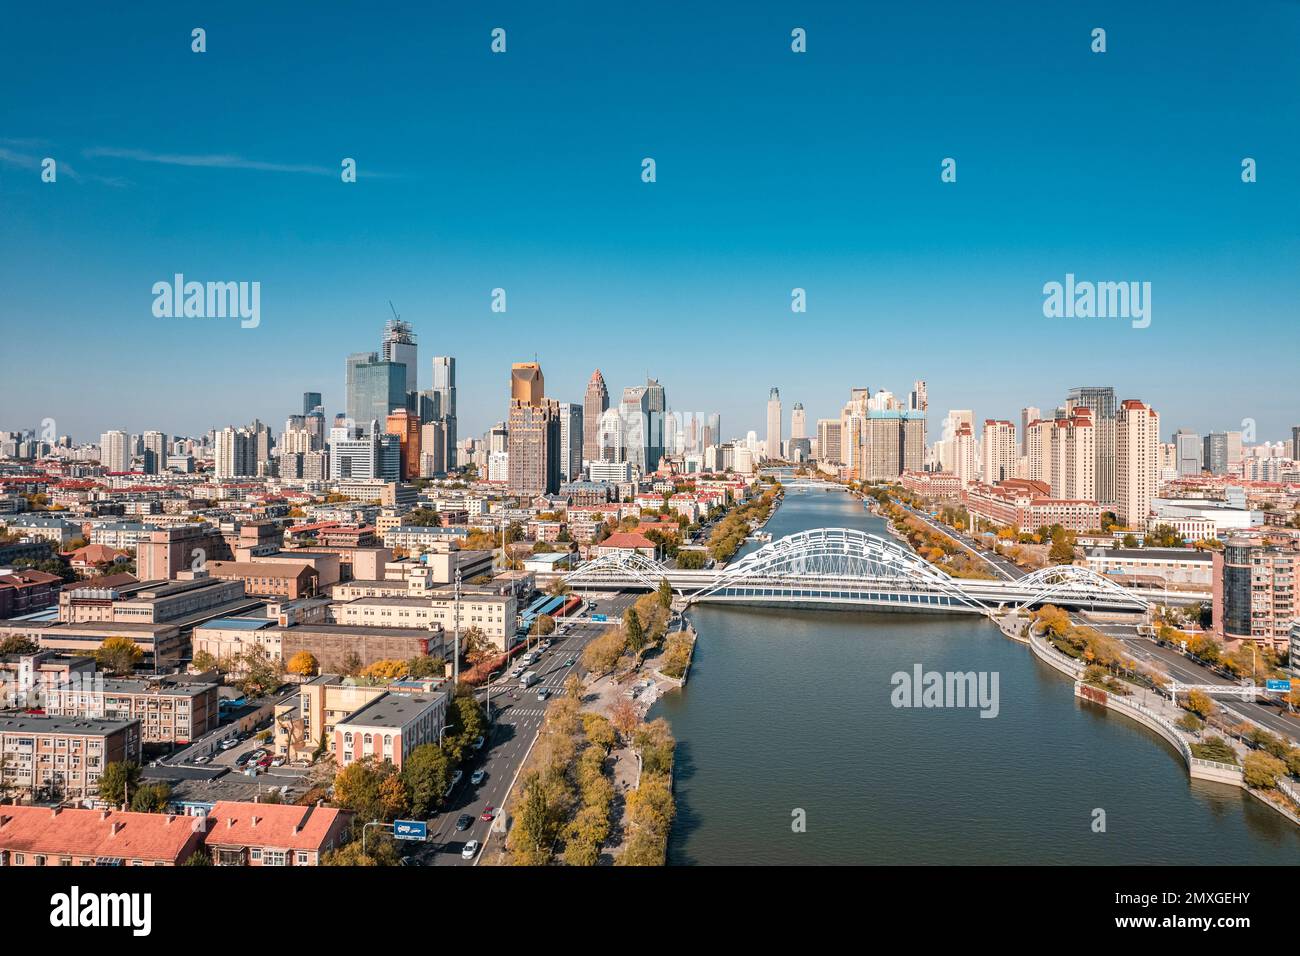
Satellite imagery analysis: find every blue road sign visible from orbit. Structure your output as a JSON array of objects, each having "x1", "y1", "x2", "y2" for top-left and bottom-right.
[
  {"x1": 1265, "y1": 679, "x2": 1292, "y2": 693},
  {"x1": 393, "y1": 819, "x2": 427, "y2": 841},
  {"x1": 591, "y1": 614, "x2": 608, "y2": 622}
]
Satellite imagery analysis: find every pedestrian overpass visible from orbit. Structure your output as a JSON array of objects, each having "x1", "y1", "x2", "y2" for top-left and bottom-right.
[{"x1": 562, "y1": 527, "x2": 1152, "y2": 616}]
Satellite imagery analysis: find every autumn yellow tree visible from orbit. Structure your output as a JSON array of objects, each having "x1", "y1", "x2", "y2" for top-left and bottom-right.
[
  {"x1": 360, "y1": 659, "x2": 409, "y2": 682},
  {"x1": 286, "y1": 651, "x2": 318, "y2": 677}
]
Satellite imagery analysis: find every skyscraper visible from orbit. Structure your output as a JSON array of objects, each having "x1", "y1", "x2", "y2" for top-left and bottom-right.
[
  {"x1": 381, "y1": 318, "x2": 418, "y2": 394},
  {"x1": 816, "y1": 419, "x2": 842, "y2": 463},
  {"x1": 620, "y1": 385, "x2": 650, "y2": 473},
  {"x1": 1066, "y1": 386, "x2": 1117, "y2": 508},
  {"x1": 511, "y1": 362, "x2": 545, "y2": 405},
  {"x1": 214, "y1": 426, "x2": 255, "y2": 479},
  {"x1": 791, "y1": 403, "x2": 806, "y2": 440},
  {"x1": 1116, "y1": 399, "x2": 1160, "y2": 527},
  {"x1": 558, "y1": 402, "x2": 583, "y2": 482},
  {"x1": 644, "y1": 378, "x2": 666, "y2": 472},
  {"x1": 508, "y1": 362, "x2": 560, "y2": 496},
  {"x1": 347, "y1": 354, "x2": 406, "y2": 432},
  {"x1": 583, "y1": 369, "x2": 609, "y2": 463},
  {"x1": 303, "y1": 392, "x2": 323, "y2": 416},
  {"x1": 99, "y1": 430, "x2": 130, "y2": 473},
  {"x1": 766, "y1": 387, "x2": 782, "y2": 460},
  {"x1": 431, "y1": 356, "x2": 457, "y2": 469},
  {"x1": 385, "y1": 408, "x2": 421, "y2": 480}
]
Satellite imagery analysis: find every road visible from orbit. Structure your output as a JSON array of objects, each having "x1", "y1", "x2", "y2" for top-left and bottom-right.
[
  {"x1": 890, "y1": 496, "x2": 1300, "y2": 744},
  {"x1": 1093, "y1": 622, "x2": 1299, "y2": 744},
  {"x1": 892, "y1": 501, "x2": 1027, "y2": 580},
  {"x1": 408, "y1": 590, "x2": 638, "y2": 865}
]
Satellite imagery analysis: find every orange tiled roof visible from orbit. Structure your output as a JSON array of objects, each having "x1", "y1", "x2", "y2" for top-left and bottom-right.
[{"x1": 0, "y1": 806, "x2": 203, "y2": 862}]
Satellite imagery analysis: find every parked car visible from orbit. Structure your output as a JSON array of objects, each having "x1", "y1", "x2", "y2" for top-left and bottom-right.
[
  {"x1": 455, "y1": 814, "x2": 474, "y2": 832},
  {"x1": 235, "y1": 751, "x2": 254, "y2": 767},
  {"x1": 471, "y1": 735, "x2": 485, "y2": 751},
  {"x1": 270, "y1": 756, "x2": 286, "y2": 767},
  {"x1": 193, "y1": 754, "x2": 211, "y2": 765},
  {"x1": 219, "y1": 737, "x2": 239, "y2": 751},
  {"x1": 461, "y1": 840, "x2": 480, "y2": 860},
  {"x1": 257, "y1": 755, "x2": 273, "y2": 768},
  {"x1": 470, "y1": 769, "x2": 486, "y2": 785}
]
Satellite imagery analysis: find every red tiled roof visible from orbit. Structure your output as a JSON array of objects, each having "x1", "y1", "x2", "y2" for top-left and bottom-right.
[
  {"x1": 599, "y1": 532, "x2": 657, "y2": 549},
  {"x1": 204, "y1": 802, "x2": 350, "y2": 851},
  {"x1": 0, "y1": 806, "x2": 204, "y2": 862}
]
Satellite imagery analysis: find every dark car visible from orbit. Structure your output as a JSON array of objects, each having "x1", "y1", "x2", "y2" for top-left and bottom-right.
[{"x1": 455, "y1": 814, "x2": 474, "y2": 832}]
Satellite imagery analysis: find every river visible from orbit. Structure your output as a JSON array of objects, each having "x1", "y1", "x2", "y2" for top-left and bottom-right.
[{"x1": 651, "y1": 487, "x2": 1300, "y2": 864}]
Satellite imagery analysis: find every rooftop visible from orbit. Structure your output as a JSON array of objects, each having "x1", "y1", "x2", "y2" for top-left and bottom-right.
[{"x1": 339, "y1": 690, "x2": 446, "y2": 729}]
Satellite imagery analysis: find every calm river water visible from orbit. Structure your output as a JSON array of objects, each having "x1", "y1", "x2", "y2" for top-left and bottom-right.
[{"x1": 651, "y1": 488, "x2": 1300, "y2": 864}]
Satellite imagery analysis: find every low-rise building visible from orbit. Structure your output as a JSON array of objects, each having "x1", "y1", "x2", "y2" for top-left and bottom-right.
[
  {"x1": 1083, "y1": 547, "x2": 1214, "y2": 589},
  {"x1": 0, "y1": 805, "x2": 208, "y2": 866},
  {"x1": 45, "y1": 677, "x2": 219, "y2": 746},
  {"x1": 203, "y1": 801, "x2": 353, "y2": 866},
  {"x1": 333, "y1": 691, "x2": 448, "y2": 770},
  {"x1": 0, "y1": 714, "x2": 142, "y2": 803}
]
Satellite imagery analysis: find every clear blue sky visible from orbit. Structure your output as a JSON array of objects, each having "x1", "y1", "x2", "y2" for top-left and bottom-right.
[{"x1": 2, "y1": 1, "x2": 1297, "y2": 445}]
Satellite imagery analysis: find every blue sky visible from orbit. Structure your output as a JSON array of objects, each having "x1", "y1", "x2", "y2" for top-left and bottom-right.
[{"x1": 2, "y1": 1, "x2": 1298, "y2": 445}]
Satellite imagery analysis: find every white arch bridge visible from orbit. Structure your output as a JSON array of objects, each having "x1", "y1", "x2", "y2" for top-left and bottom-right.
[{"x1": 562, "y1": 527, "x2": 1153, "y2": 616}]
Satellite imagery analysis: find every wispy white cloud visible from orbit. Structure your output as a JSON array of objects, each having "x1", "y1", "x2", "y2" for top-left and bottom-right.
[
  {"x1": 0, "y1": 146, "x2": 127, "y2": 186},
  {"x1": 83, "y1": 146, "x2": 399, "y2": 179}
]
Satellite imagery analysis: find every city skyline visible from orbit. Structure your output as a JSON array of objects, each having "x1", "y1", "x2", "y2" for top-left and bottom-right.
[{"x1": 3, "y1": 3, "x2": 1297, "y2": 441}]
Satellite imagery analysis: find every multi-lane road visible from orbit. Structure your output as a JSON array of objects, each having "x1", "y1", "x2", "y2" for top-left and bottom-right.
[
  {"x1": 408, "y1": 591, "x2": 637, "y2": 865},
  {"x1": 887, "y1": 498, "x2": 1299, "y2": 743}
]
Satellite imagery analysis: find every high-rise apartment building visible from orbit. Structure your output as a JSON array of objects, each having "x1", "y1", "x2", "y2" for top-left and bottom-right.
[
  {"x1": 952, "y1": 423, "x2": 978, "y2": 487},
  {"x1": 909, "y1": 381, "x2": 928, "y2": 414},
  {"x1": 620, "y1": 385, "x2": 650, "y2": 473},
  {"x1": 1047, "y1": 409, "x2": 1096, "y2": 501},
  {"x1": 583, "y1": 369, "x2": 609, "y2": 463},
  {"x1": 817, "y1": 419, "x2": 842, "y2": 463},
  {"x1": 99, "y1": 430, "x2": 130, "y2": 473},
  {"x1": 1066, "y1": 386, "x2": 1116, "y2": 507},
  {"x1": 1025, "y1": 417, "x2": 1051, "y2": 483},
  {"x1": 1116, "y1": 399, "x2": 1160, "y2": 527},
  {"x1": 141, "y1": 431, "x2": 168, "y2": 475},
  {"x1": 981, "y1": 420, "x2": 1017, "y2": 485},
  {"x1": 1213, "y1": 536, "x2": 1300, "y2": 652},
  {"x1": 1019, "y1": 407, "x2": 1040, "y2": 456},
  {"x1": 766, "y1": 387, "x2": 783, "y2": 460},
  {"x1": 214, "y1": 426, "x2": 256, "y2": 479}
]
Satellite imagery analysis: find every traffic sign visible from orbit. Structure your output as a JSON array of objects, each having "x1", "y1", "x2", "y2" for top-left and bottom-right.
[
  {"x1": 393, "y1": 819, "x2": 427, "y2": 841},
  {"x1": 591, "y1": 613, "x2": 608, "y2": 622},
  {"x1": 1265, "y1": 679, "x2": 1292, "y2": 693}
]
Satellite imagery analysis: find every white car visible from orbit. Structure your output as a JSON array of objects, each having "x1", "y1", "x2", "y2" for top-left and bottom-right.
[{"x1": 461, "y1": 840, "x2": 480, "y2": 860}]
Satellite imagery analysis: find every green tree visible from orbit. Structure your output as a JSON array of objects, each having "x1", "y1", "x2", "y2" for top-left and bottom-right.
[
  {"x1": 402, "y1": 744, "x2": 452, "y2": 817},
  {"x1": 129, "y1": 781, "x2": 172, "y2": 813},
  {"x1": 404, "y1": 507, "x2": 440, "y2": 527},
  {"x1": 656, "y1": 578, "x2": 673, "y2": 610},
  {"x1": 624, "y1": 608, "x2": 646, "y2": 654},
  {"x1": 97, "y1": 761, "x2": 141, "y2": 808},
  {"x1": 182, "y1": 848, "x2": 213, "y2": 866}
]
